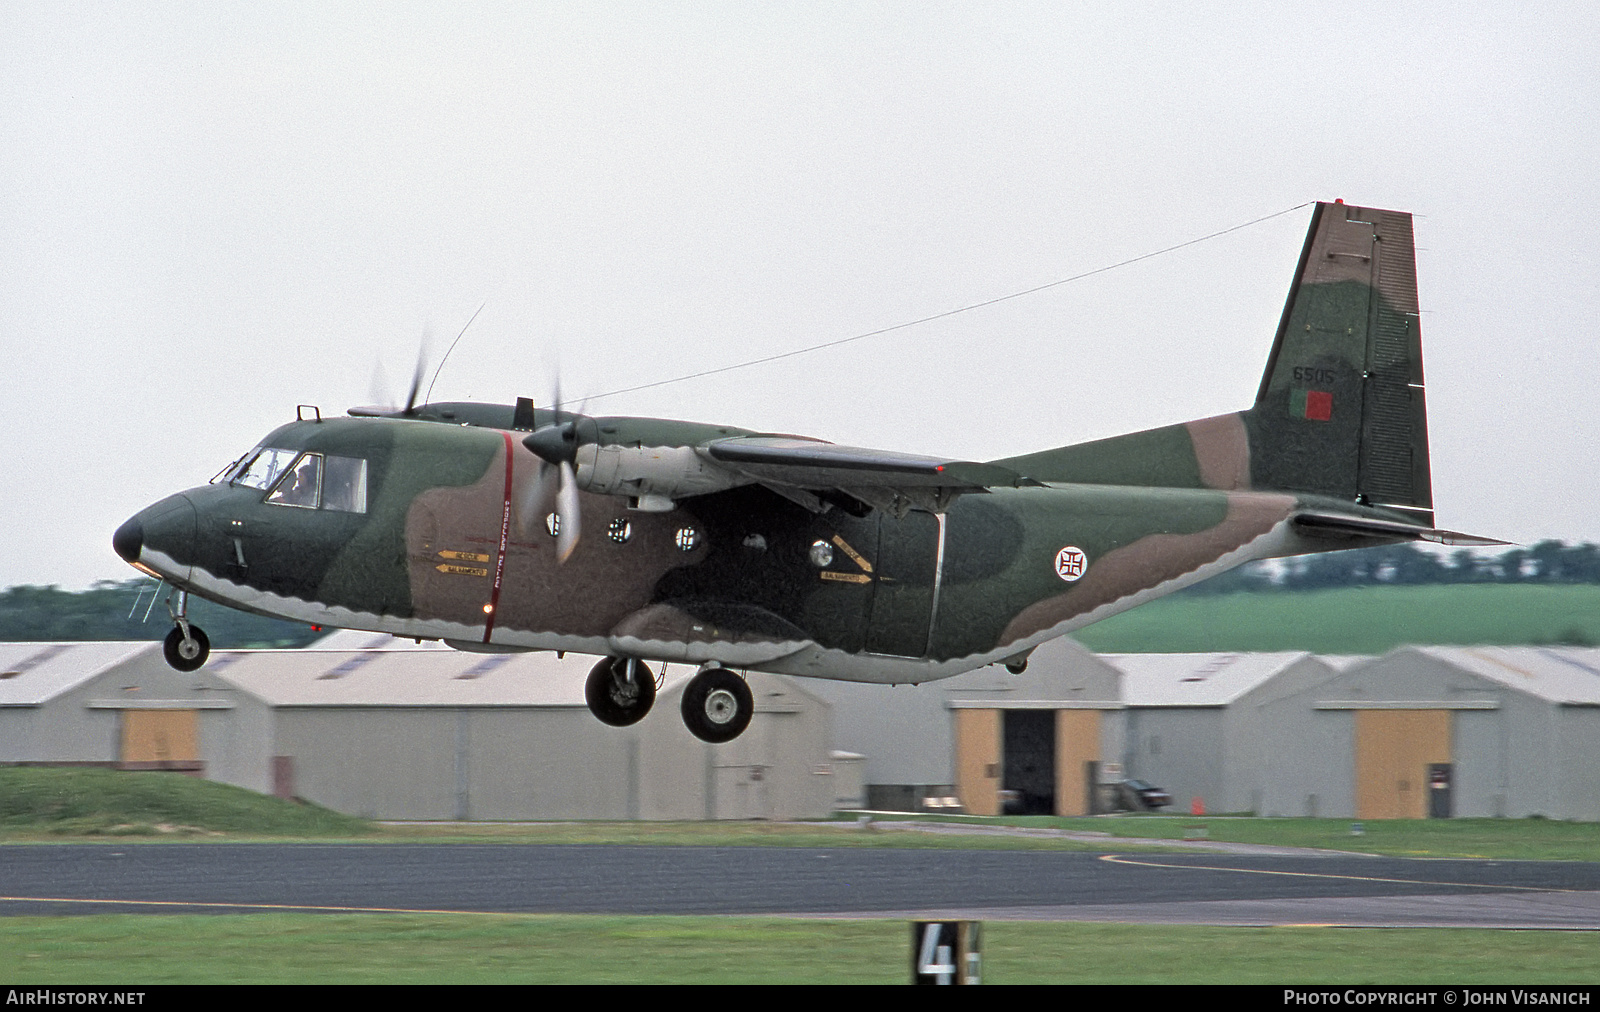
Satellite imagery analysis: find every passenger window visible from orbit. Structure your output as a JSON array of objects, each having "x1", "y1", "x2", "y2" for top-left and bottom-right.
[
  {"x1": 266, "y1": 453, "x2": 322, "y2": 508},
  {"x1": 322, "y1": 456, "x2": 368, "y2": 513},
  {"x1": 235, "y1": 448, "x2": 298, "y2": 490}
]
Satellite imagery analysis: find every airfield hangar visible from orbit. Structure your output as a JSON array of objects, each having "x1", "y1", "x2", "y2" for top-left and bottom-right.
[
  {"x1": 0, "y1": 638, "x2": 844, "y2": 821},
  {"x1": 807, "y1": 643, "x2": 1342, "y2": 817},
  {"x1": 5, "y1": 638, "x2": 1600, "y2": 821}
]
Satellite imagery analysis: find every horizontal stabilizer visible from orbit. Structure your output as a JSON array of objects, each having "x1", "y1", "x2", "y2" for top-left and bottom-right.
[{"x1": 1292, "y1": 512, "x2": 1507, "y2": 547}]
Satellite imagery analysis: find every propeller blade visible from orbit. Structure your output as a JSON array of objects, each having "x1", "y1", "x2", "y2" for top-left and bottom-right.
[
  {"x1": 517, "y1": 458, "x2": 560, "y2": 537},
  {"x1": 368, "y1": 360, "x2": 390, "y2": 408},
  {"x1": 403, "y1": 332, "x2": 430, "y2": 415},
  {"x1": 556, "y1": 461, "x2": 580, "y2": 564}
]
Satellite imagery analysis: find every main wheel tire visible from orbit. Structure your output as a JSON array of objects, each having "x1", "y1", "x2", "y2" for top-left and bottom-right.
[
  {"x1": 163, "y1": 625, "x2": 210, "y2": 672},
  {"x1": 680, "y1": 667, "x2": 754, "y2": 743},
  {"x1": 585, "y1": 656, "x2": 656, "y2": 726}
]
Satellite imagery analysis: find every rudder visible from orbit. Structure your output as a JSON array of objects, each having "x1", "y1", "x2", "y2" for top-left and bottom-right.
[{"x1": 1244, "y1": 201, "x2": 1433, "y2": 525}]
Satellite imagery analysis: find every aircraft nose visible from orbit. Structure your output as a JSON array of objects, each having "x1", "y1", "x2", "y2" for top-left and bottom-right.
[
  {"x1": 113, "y1": 494, "x2": 197, "y2": 581},
  {"x1": 112, "y1": 516, "x2": 143, "y2": 564}
]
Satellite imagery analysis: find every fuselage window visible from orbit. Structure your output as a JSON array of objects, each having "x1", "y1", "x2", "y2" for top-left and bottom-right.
[
  {"x1": 234, "y1": 448, "x2": 299, "y2": 491},
  {"x1": 266, "y1": 453, "x2": 322, "y2": 508},
  {"x1": 322, "y1": 456, "x2": 368, "y2": 513}
]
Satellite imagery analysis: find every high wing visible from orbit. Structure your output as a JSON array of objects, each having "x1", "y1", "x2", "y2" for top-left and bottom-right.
[
  {"x1": 516, "y1": 411, "x2": 1040, "y2": 516},
  {"x1": 700, "y1": 435, "x2": 1040, "y2": 515}
]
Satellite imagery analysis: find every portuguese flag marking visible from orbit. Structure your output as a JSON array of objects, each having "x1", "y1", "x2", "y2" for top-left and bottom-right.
[{"x1": 1290, "y1": 388, "x2": 1334, "y2": 421}]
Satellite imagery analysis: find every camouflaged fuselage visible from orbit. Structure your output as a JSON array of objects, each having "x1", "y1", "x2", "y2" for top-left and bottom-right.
[{"x1": 120, "y1": 201, "x2": 1467, "y2": 683}]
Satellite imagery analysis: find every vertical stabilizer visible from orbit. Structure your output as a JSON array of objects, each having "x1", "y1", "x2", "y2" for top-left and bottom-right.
[{"x1": 1245, "y1": 201, "x2": 1433, "y2": 525}]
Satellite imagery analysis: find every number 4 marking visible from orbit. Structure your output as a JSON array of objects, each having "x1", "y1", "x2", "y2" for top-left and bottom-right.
[{"x1": 918, "y1": 924, "x2": 955, "y2": 984}]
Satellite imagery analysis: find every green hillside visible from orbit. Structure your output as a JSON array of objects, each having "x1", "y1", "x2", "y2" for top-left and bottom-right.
[
  {"x1": 0, "y1": 767, "x2": 370, "y2": 837},
  {"x1": 1072, "y1": 584, "x2": 1600, "y2": 654}
]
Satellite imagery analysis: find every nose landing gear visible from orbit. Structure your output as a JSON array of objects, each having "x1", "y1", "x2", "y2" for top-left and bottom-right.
[
  {"x1": 161, "y1": 589, "x2": 210, "y2": 672},
  {"x1": 585, "y1": 656, "x2": 657, "y2": 726}
]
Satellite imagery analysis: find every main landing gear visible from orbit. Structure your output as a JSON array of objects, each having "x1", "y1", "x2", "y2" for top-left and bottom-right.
[
  {"x1": 581, "y1": 656, "x2": 755, "y2": 743},
  {"x1": 161, "y1": 589, "x2": 210, "y2": 672},
  {"x1": 680, "y1": 666, "x2": 753, "y2": 744}
]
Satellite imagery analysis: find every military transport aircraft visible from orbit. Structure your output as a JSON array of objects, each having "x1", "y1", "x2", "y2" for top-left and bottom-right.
[{"x1": 113, "y1": 201, "x2": 1497, "y2": 743}]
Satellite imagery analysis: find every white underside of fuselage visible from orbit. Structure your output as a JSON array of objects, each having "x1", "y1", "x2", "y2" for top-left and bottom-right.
[{"x1": 139, "y1": 516, "x2": 1303, "y2": 685}]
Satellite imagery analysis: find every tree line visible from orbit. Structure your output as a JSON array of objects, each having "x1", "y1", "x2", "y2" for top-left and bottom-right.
[
  {"x1": 0, "y1": 580, "x2": 322, "y2": 647},
  {"x1": 1184, "y1": 539, "x2": 1600, "y2": 595}
]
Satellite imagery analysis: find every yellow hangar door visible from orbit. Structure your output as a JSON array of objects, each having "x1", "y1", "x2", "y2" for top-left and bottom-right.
[
  {"x1": 121, "y1": 709, "x2": 200, "y2": 768},
  {"x1": 954, "y1": 709, "x2": 1001, "y2": 816},
  {"x1": 1354, "y1": 710, "x2": 1450, "y2": 820},
  {"x1": 1054, "y1": 710, "x2": 1101, "y2": 817}
]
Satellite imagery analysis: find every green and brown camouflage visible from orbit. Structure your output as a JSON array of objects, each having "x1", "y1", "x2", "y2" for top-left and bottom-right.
[{"x1": 114, "y1": 201, "x2": 1496, "y2": 699}]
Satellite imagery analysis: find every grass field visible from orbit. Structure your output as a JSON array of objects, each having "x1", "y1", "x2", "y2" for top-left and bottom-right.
[
  {"x1": 0, "y1": 767, "x2": 369, "y2": 838},
  {"x1": 3, "y1": 767, "x2": 1598, "y2": 861},
  {"x1": 1071, "y1": 584, "x2": 1600, "y2": 654},
  {"x1": 3, "y1": 771, "x2": 1598, "y2": 984},
  {"x1": 0, "y1": 914, "x2": 1595, "y2": 984},
  {"x1": 854, "y1": 813, "x2": 1600, "y2": 862}
]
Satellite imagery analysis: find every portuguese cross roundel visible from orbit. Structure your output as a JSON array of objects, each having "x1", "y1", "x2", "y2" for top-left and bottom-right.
[{"x1": 1054, "y1": 546, "x2": 1088, "y2": 582}]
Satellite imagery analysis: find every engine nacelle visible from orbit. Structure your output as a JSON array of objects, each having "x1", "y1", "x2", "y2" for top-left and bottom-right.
[{"x1": 573, "y1": 443, "x2": 748, "y2": 511}]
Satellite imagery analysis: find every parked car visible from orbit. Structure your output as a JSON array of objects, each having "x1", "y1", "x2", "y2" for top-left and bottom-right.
[{"x1": 1113, "y1": 779, "x2": 1172, "y2": 812}]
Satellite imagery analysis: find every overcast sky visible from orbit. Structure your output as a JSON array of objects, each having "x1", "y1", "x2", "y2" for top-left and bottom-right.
[{"x1": 3, "y1": 3, "x2": 1596, "y2": 590}]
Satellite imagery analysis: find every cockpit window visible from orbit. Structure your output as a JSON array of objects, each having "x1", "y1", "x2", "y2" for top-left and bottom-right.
[
  {"x1": 262, "y1": 452, "x2": 368, "y2": 514},
  {"x1": 322, "y1": 456, "x2": 368, "y2": 513},
  {"x1": 266, "y1": 453, "x2": 321, "y2": 508},
  {"x1": 234, "y1": 448, "x2": 298, "y2": 490},
  {"x1": 211, "y1": 451, "x2": 252, "y2": 485}
]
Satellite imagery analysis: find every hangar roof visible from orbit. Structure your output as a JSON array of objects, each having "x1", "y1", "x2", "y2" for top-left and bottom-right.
[
  {"x1": 1103, "y1": 651, "x2": 1317, "y2": 707},
  {"x1": 308, "y1": 629, "x2": 450, "y2": 650},
  {"x1": 0, "y1": 641, "x2": 159, "y2": 706},
  {"x1": 211, "y1": 649, "x2": 691, "y2": 708},
  {"x1": 1406, "y1": 646, "x2": 1600, "y2": 705}
]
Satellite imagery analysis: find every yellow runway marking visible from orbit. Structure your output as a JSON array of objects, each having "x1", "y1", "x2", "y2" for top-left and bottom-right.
[{"x1": 1096, "y1": 853, "x2": 1574, "y2": 893}]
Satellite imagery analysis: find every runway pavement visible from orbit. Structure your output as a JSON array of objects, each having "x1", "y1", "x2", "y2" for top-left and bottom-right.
[{"x1": 2, "y1": 843, "x2": 1598, "y2": 927}]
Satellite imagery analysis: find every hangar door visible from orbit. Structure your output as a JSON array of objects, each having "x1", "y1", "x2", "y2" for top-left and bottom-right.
[
  {"x1": 120, "y1": 709, "x2": 200, "y2": 769},
  {"x1": 954, "y1": 709, "x2": 1000, "y2": 816},
  {"x1": 954, "y1": 708, "x2": 1102, "y2": 817},
  {"x1": 1354, "y1": 710, "x2": 1450, "y2": 819},
  {"x1": 1054, "y1": 710, "x2": 1101, "y2": 817}
]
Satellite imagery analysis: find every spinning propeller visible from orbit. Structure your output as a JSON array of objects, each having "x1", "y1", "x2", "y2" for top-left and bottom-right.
[
  {"x1": 349, "y1": 333, "x2": 430, "y2": 418},
  {"x1": 519, "y1": 378, "x2": 584, "y2": 564},
  {"x1": 350, "y1": 326, "x2": 588, "y2": 564}
]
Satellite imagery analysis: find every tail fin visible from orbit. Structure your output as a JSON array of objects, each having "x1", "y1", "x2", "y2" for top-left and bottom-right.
[
  {"x1": 1244, "y1": 200, "x2": 1432, "y2": 524},
  {"x1": 994, "y1": 201, "x2": 1435, "y2": 526}
]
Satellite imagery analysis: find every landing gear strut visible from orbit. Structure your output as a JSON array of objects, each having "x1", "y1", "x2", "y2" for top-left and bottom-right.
[
  {"x1": 161, "y1": 589, "x2": 210, "y2": 672},
  {"x1": 585, "y1": 656, "x2": 657, "y2": 726},
  {"x1": 680, "y1": 666, "x2": 754, "y2": 743}
]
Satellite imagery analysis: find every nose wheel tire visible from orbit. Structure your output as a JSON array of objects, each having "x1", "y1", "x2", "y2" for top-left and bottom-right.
[
  {"x1": 163, "y1": 625, "x2": 210, "y2": 672},
  {"x1": 585, "y1": 656, "x2": 656, "y2": 726},
  {"x1": 680, "y1": 667, "x2": 754, "y2": 743}
]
